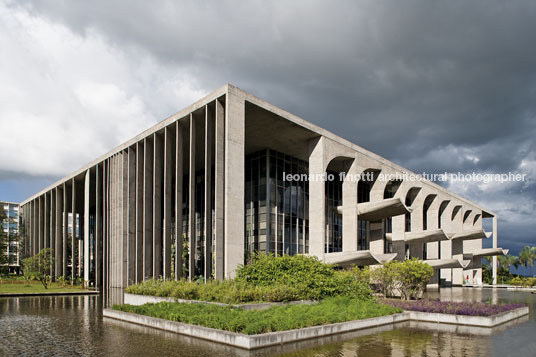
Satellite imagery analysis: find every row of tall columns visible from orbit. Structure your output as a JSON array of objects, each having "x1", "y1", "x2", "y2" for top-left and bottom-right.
[{"x1": 21, "y1": 92, "x2": 246, "y2": 293}]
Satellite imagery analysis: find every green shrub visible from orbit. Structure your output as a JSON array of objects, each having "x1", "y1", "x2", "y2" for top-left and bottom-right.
[
  {"x1": 126, "y1": 254, "x2": 373, "y2": 303},
  {"x1": 235, "y1": 253, "x2": 372, "y2": 301},
  {"x1": 510, "y1": 276, "x2": 524, "y2": 286},
  {"x1": 396, "y1": 259, "x2": 434, "y2": 300}
]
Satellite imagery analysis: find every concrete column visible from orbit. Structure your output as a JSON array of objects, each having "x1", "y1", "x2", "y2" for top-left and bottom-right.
[
  {"x1": 188, "y1": 113, "x2": 196, "y2": 280},
  {"x1": 50, "y1": 190, "x2": 56, "y2": 279},
  {"x1": 163, "y1": 126, "x2": 173, "y2": 279},
  {"x1": 153, "y1": 133, "x2": 163, "y2": 278},
  {"x1": 308, "y1": 137, "x2": 326, "y2": 257},
  {"x1": 39, "y1": 195, "x2": 44, "y2": 253},
  {"x1": 214, "y1": 98, "x2": 225, "y2": 280},
  {"x1": 143, "y1": 137, "x2": 154, "y2": 279},
  {"x1": 102, "y1": 160, "x2": 108, "y2": 294},
  {"x1": 95, "y1": 164, "x2": 101, "y2": 287},
  {"x1": 342, "y1": 160, "x2": 358, "y2": 252},
  {"x1": 122, "y1": 150, "x2": 128, "y2": 288},
  {"x1": 175, "y1": 121, "x2": 184, "y2": 279},
  {"x1": 204, "y1": 104, "x2": 214, "y2": 281},
  {"x1": 127, "y1": 146, "x2": 136, "y2": 285},
  {"x1": 55, "y1": 187, "x2": 62, "y2": 278},
  {"x1": 63, "y1": 183, "x2": 68, "y2": 278},
  {"x1": 84, "y1": 169, "x2": 90, "y2": 283},
  {"x1": 44, "y1": 193, "x2": 49, "y2": 252},
  {"x1": 493, "y1": 215, "x2": 498, "y2": 285},
  {"x1": 136, "y1": 141, "x2": 144, "y2": 283},
  {"x1": 224, "y1": 89, "x2": 245, "y2": 278},
  {"x1": 72, "y1": 178, "x2": 76, "y2": 281}
]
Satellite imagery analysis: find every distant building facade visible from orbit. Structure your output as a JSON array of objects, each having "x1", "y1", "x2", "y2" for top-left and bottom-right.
[
  {"x1": 19, "y1": 84, "x2": 506, "y2": 295},
  {"x1": 1, "y1": 201, "x2": 21, "y2": 273}
]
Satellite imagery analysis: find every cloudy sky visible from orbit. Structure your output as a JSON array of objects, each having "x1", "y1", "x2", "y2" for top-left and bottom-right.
[{"x1": 1, "y1": 1, "x2": 535, "y2": 268}]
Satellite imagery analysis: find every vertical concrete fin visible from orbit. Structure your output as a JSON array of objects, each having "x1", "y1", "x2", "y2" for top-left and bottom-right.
[
  {"x1": 153, "y1": 132, "x2": 163, "y2": 278},
  {"x1": 175, "y1": 120, "x2": 184, "y2": 280},
  {"x1": 163, "y1": 126, "x2": 173, "y2": 279},
  {"x1": 204, "y1": 104, "x2": 214, "y2": 281},
  {"x1": 224, "y1": 89, "x2": 245, "y2": 279},
  {"x1": 188, "y1": 113, "x2": 196, "y2": 280},
  {"x1": 84, "y1": 169, "x2": 90, "y2": 283},
  {"x1": 214, "y1": 97, "x2": 225, "y2": 280}
]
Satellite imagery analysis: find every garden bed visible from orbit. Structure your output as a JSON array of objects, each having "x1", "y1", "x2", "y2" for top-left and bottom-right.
[
  {"x1": 112, "y1": 297, "x2": 401, "y2": 335},
  {"x1": 381, "y1": 299, "x2": 525, "y2": 317}
]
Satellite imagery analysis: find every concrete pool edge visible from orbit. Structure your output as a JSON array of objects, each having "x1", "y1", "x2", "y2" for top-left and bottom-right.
[
  {"x1": 123, "y1": 292, "x2": 316, "y2": 310},
  {"x1": 102, "y1": 306, "x2": 529, "y2": 350}
]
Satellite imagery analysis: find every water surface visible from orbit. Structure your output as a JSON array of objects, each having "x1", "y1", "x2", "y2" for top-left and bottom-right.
[{"x1": 0, "y1": 288, "x2": 533, "y2": 356}]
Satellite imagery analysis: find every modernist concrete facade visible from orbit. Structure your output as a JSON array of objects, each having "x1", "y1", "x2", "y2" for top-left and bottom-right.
[
  {"x1": 1, "y1": 201, "x2": 21, "y2": 273},
  {"x1": 20, "y1": 84, "x2": 506, "y2": 294}
]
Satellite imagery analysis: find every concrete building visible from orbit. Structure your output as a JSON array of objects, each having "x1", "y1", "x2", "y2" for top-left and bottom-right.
[
  {"x1": 1, "y1": 201, "x2": 21, "y2": 273},
  {"x1": 19, "y1": 84, "x2": 506, "y2": 293}
]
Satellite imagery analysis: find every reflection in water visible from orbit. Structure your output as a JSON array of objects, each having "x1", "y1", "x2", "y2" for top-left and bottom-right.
[{"x1": 0, "y1": 288, "x2": 534, "y2": 356}]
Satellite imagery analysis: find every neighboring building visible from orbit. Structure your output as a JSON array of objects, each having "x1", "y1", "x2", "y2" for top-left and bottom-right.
[
  {"x1": 1, "y1": 201, "x2": 21, "y2": 273},
  {"x1": 19, "y1": 84, "x2": 507, "y2": 294}
]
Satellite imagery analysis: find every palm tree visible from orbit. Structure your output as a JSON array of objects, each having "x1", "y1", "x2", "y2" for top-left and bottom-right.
[{"x1": 519, "y1": 246, "x2": 535, "y2": 277}]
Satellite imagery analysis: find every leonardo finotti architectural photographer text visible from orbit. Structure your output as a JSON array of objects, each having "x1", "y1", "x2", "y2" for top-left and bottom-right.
[{"x1": 283, "y1": 171, "x2": 527, "y2": 183}]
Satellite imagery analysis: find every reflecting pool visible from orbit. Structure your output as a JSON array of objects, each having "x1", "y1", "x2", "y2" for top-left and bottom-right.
[{"x1": 0, "y1": 288, "x2": 533, "y2": 356}]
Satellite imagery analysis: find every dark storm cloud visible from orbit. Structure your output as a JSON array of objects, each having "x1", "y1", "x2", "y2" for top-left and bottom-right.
[{"x1": 5, "y1": 0, "x2": 536, "y2": 255}]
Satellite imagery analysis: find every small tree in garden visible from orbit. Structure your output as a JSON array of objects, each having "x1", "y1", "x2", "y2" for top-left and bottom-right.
[
  {"x1": 23, "y1": 248, "x2": 54, "y2": 289},
  {"x1": 396, "y1": 259, "x2": 433, "y2": 300},
  {"x1": 370, "y1": 261, "x2": 398, "y2": 298}
]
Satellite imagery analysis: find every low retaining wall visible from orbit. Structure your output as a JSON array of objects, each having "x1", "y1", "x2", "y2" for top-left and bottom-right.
[
  {"x1": 103, "y1": 305, "x2": 528, "y2": 350},
  {"x1": 123, "y1": 293, "x2": 315, "y2": 310},
  {"x1": 408, "y1": 306, "x2": 529, "y2": 327},
  {"x1": 103, "y1": 309, "x2": 408, "y2": 349}
]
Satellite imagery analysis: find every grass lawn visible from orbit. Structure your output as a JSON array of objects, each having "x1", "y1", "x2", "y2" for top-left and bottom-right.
[
  {"x1": 0, "y1": 280, "x2": 89, "y2": 294},
  {"x1": 112, "y1": 296, "x2": 402, "y2": 335}
]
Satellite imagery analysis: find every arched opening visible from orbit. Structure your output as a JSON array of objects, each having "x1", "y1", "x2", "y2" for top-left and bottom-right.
[
  {"x1": 357, "y1": 169, "x2": 381, "y2": 251},
  {"x1": 473, "y1": 214, "x2": 481, "y2": 226},
  {"x1": 463, "y1": 210, "x2": 472, "y2": 223},
  {"x1": 422, "y1": 194, "x2": 437, "y2": 231},
  {"x1": 438, "y1": 200, "x2": 450, "y2": 229},
  {"x1": 451, "y1": 205, "x2": 462, "y2": 220},
  {"x1": 383, "y1": 179, "x2": 402, "y2": 253},
  {"x1": 325, "y1": 157, "x2": 353, "y2": 253},
  {"x1": 404, "y1": 187, "x2": 420, "y2": 233}
]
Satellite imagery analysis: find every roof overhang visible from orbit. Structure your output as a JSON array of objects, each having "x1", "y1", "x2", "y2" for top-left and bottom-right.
[
  {"x1": 424, "y1": 258, "x2": 472, "y2": 269},
  {"x1": 467, "y1": 248, "x2": 509, "y2": 258},
  {"x1": 404, "y1": 229, "x2": 454, "y2": 243},
  {"x1": 338, "y1": 198, "x2": 412, "y2": 221},
  {"x1": 451, "y1": 229, "x2": 492, "y2": 241},
  {"x1": 320, "y1": 251, "x2": 397, "y2": 268}
]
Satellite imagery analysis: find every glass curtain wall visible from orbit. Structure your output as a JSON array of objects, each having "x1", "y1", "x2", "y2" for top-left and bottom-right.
[{"x1": 245, "y1": 149, "x2": 309, "y2": 258}]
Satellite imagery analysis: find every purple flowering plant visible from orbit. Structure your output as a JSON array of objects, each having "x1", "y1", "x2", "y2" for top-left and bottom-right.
[{"x1": 381, "y1": 299, "x2": 525, "y2": 317}]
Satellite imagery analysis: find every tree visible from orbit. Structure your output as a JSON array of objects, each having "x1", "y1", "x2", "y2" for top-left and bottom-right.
[
  {"x1": 498, "y1": 254, "x2": 520, "y2": 274},
  {"x1": 396, "y1": 259, "x2": 434, "y2": 300},
  {"x1": 519, "y1": 246, "x2": 536, "y2": 277},
  {"x1": 370, "y1": 261, "x2": 398, "y2": 298},
  {"x1": 22, "y1": 248, "x2": 55, "y2": 289}
]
